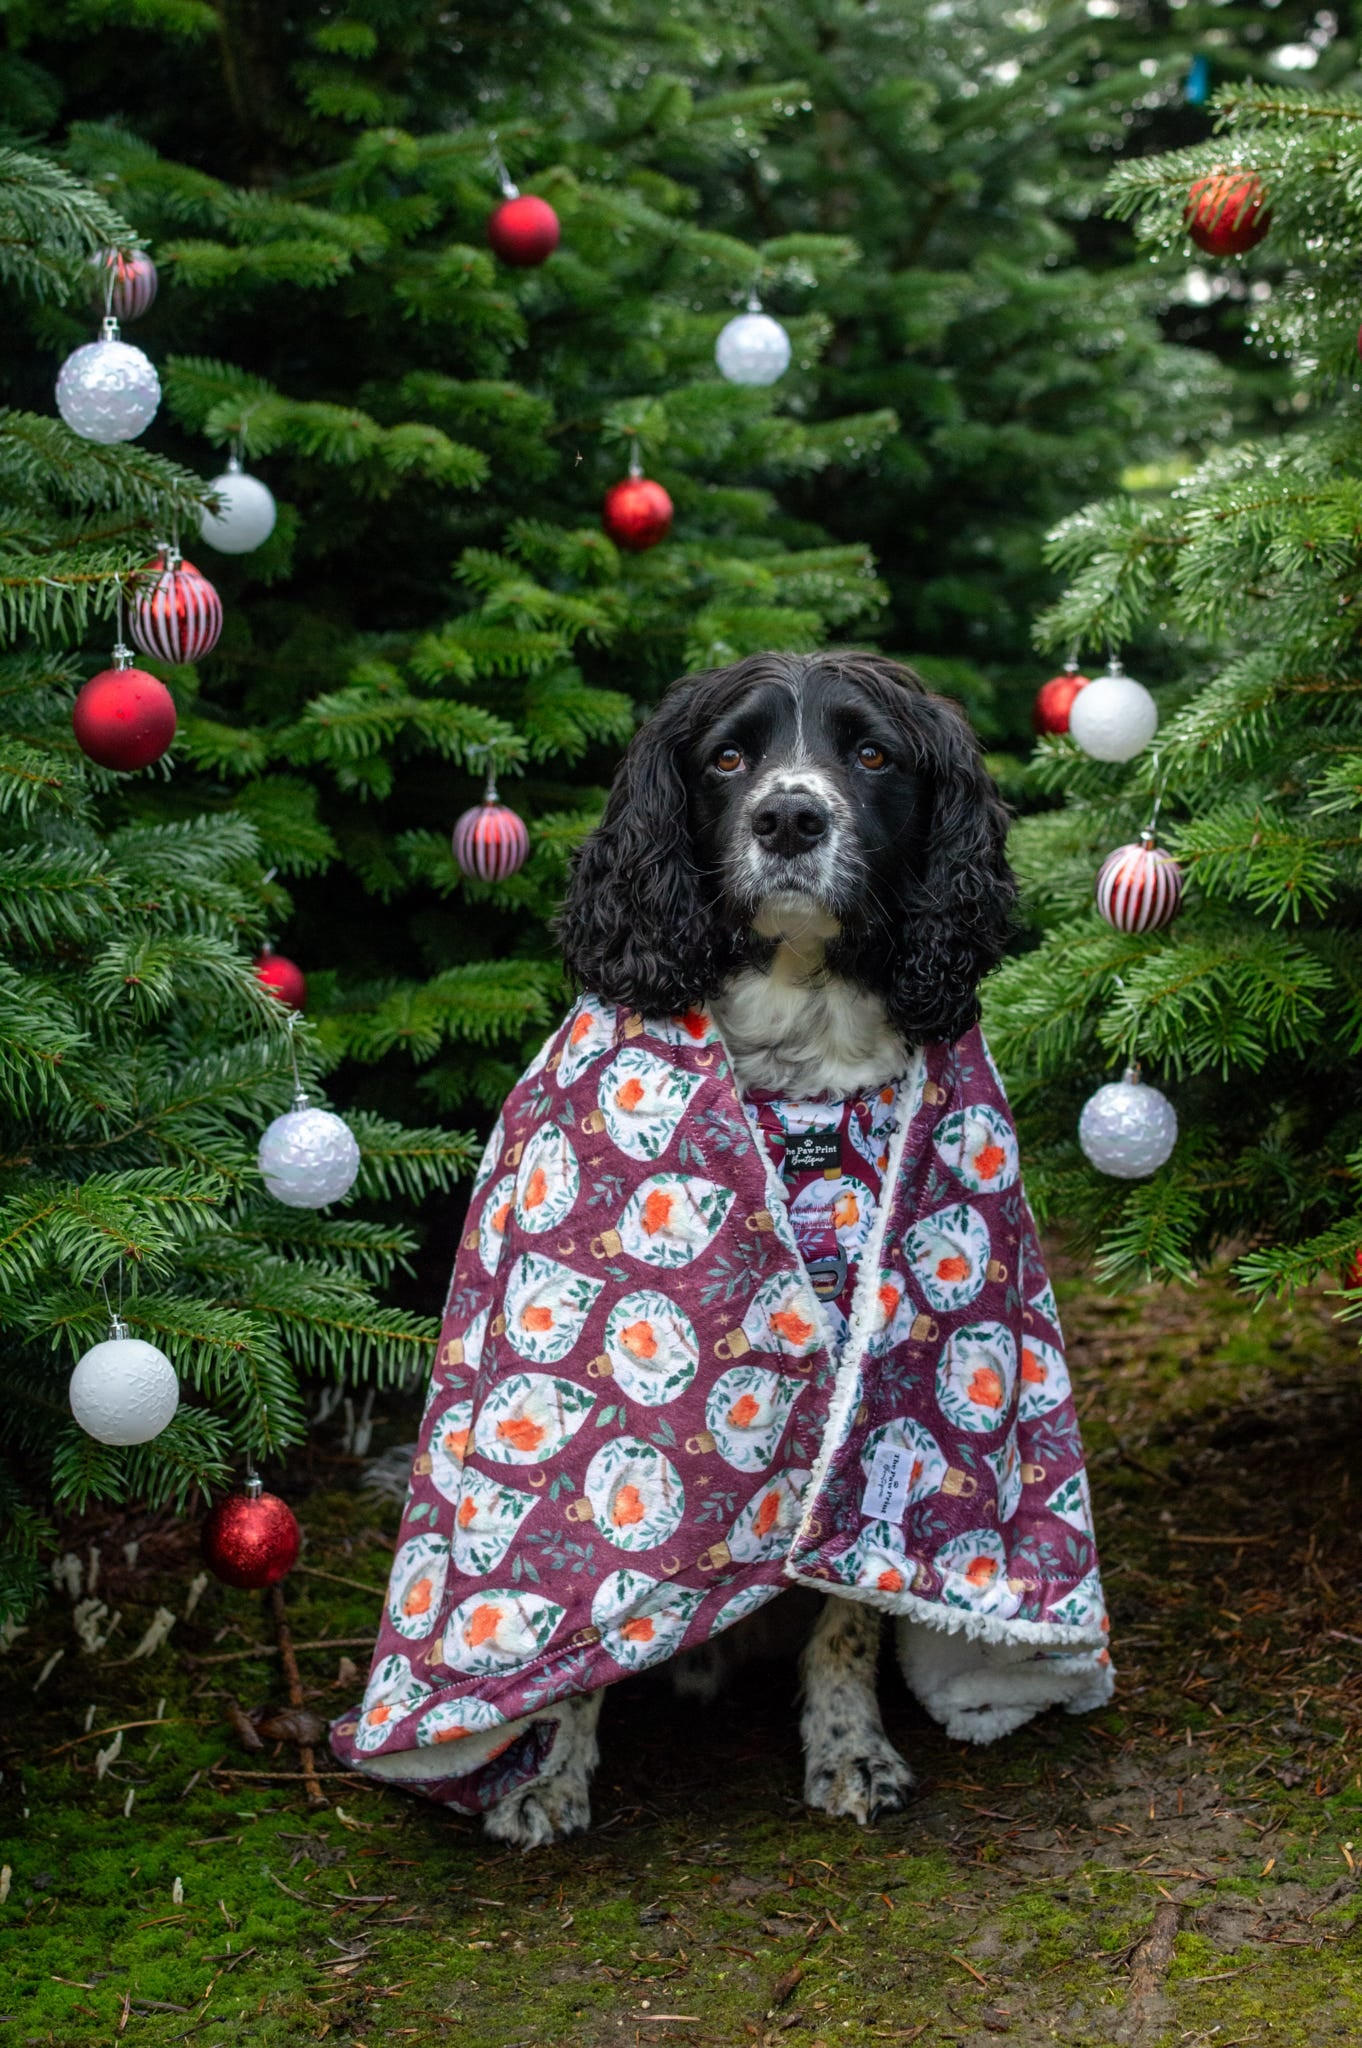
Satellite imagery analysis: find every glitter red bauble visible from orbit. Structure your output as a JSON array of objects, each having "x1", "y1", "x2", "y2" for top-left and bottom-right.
[
  {"x1": 1184, "y1": 172, "x2": 1270, "y2": 257},
  {"x1": 254, "y1": 948, "x2": 307, "y2": 1010},
  {"x1": 202, "y1": 1487, "x2": 300, "y2": 1590},
  {"x1": 1033, "y1": 670, "x2": 1091, "y2": 737},
  {"x1": 129, "y1": 553, "x2": 223, "y2": 664},
  {"x1": 1095, "y1": 834, "x2": 1185, "y2": 934},
  {"x1": 453, "y1": 798, "x2": 531, "y2": 882},
  {"x1": 72, "y1": 665, "x2": 177, "y2": 771},
  {"x1": 487, "y1": 195, "x2": 561, "y2": 267},
  {"x1": 603, "y1": 477, "x2": 673, "y2": 552}
]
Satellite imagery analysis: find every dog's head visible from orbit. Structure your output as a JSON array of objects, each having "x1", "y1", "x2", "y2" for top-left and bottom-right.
[{"x1": 556, "y1": 649, "x2": 1015, "y2": 1046}]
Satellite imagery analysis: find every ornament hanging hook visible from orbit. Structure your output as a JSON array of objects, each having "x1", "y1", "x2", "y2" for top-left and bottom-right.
[
  {"x1": 487, "y1": 133, "x2": 518, "y2": 200},
  {"x1": 284, "y1": 1007, "x2": 308, "y2": 1109},
  {"x1": 627, "y1": 437, "x2": 644, "y2": 481},
  {"x1": 465, "y1": 740, "x2": 499, "y2": 804},
  {"x1": 1145, "y1": 749, "x2": 1169, "y2": 842},
  {"x1": 99, "y1": 1260, "x2": 127, "y2": 1340}
]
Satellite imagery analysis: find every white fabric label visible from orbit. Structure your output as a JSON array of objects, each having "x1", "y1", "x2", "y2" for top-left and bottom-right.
[{"x1": 862, "y1": 1442, "x2": 912, "y2": 1524}]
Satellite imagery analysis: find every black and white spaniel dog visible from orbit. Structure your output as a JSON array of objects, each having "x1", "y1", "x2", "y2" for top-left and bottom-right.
[{"x1": 472, "y1": 649, "x2": 1015, "y2": 1848}]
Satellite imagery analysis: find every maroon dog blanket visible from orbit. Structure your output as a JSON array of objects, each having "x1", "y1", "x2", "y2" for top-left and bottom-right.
[{"x1": 330, "y1": 998, "x2": 1112, "y2": 1808}]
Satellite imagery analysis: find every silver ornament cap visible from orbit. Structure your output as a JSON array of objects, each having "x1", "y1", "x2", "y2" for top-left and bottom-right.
[
  {"x1": 258, "y1": 1095, "x2": 361, "y2": 1208},
  {"x1": 69, "y1": 1318, "x2": 180, "y2": 1445},
  {"x1": 199, "y1": 456, "x2": 278, "y2": 555},
  {"x1": 56, "y1": 320, "x2": 162, "y2": 444},
  {"x1": 1067, "y1": 659, "x2": 1159, "y2": 764},
  {"x1": 715, "y1": 305, "x2": 792, "y2": 387},
  {"x1": 1078, "y1": 1067, "x2": 1178, "y2": 1179}
]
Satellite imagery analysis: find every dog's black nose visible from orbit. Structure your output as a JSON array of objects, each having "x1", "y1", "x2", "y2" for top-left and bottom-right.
[{"x1": 751, "y1": 790, "x2": 830, "y2": 858}]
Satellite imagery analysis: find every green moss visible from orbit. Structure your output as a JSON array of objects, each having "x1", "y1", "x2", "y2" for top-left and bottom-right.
[{"x1": 6, "y1": 1258, "x2": 1361, "y2": 2046}]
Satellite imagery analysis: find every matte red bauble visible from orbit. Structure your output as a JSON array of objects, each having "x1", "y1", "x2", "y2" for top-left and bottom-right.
[
  {"x1": 202, "y1": 1478, "x2": 300, "y2": 1590},
  {"x1": 1184, "y1": 171, "x2": 1270, "y2": 257},
  {"x1": 487, "y1": 195, "x2": 561, "y2": 267},
  {"x1": 603, "y1": 476, "x2": 673, "y2": 552},
  {"x1": 1033, "y1": 666, "x2": 1091, "y2": 737},
  {"x1": 254, "y1": 946, "x2": 307, "y2": 1010},
  {"x1": 73, "y1": 654, "x2": 177, "y2": 770}
]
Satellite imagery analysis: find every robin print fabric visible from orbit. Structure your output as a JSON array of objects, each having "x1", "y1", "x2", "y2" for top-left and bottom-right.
[{"x1": 330, "y1": 999, "x2": 1112, "y2": 1810}]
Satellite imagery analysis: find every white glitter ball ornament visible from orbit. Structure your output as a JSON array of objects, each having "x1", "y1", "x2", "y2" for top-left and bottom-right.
[
  {"x1": 258, "y1": 1094, "x2": 361, "y2": 1208},
  {"x1": 1067, "y1": 659, "x2": 1159, "y2": 763},
  {"x1": 56, "y1": 318, "x2": 161, "y2": 444},
  {"x1": 69, "y1": 1320, "x2": 180, "y2": 1446},
  {"x1": 199, "y1": 456, "x2": 278, "y2": 555},
  {"x1": 1078, "y1": 1067, "x2": 1178, "y2": 1179},
  {"x1": 715, "y1": 297, "x2": 792, "y2": 387}
]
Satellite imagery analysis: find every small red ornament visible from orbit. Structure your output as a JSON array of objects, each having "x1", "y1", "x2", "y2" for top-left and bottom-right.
[
  {"x1": 129, "y1": 550, "x2": 223, "y2": 665},
  {"x1": 73, "y1": 646, "x2": 177, "y2": 770},
  {"x1": 487, "y1": 194, "x2": 561, "y2": 268},
  {"x1": 603, "y1": 471, "x2": 673, "y2": 553},
  {"x1": 1184, "y1": 170, "x2": 1270, "y2": 257},
  {"x1": 1033, "y1": 662, "x2": 1091, "y2": 737},
  {"x1": 1095, "y1": 829, "x2": 1185, "y2": 934},
  {"x1": 453, "y1": 768, "x2": 531, "y2": 881},
  {"x1": 202, "y1": 1476, "x2": 300, "y2": 1590},
  {"x1": 254, "y1": 945, "x2": 307, "y2": 1010},
  {"x1": 92, "y1": 248, "x2": 158, "y2": 322},
  {"x1": 1342, "y1": 1249, "x2": 1362, "y2": 1290}
]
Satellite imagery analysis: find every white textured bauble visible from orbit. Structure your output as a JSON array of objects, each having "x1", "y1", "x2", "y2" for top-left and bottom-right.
[
  {"x1": 69, "y1": 1331, "x2": 180, "y2": 1446},
  {"x1": 56, "y1": 327, "x2": 161, "y2": 444},
  {"x1": 199, "y1": 458, "x2": 277, "y2": 555},
  {"x1": 715, "y1": 309, "x2": 792, "y2": 387},
  {"x1": 1078, "y1": 1075, "x2": 1178, "y2": 1179},
  {"x1": 1067, "y1": 665, "x2": 1159, "y2": 763},
  {"x1": 258, "y1": 1102, "x2": 361, "y2": 1208}
]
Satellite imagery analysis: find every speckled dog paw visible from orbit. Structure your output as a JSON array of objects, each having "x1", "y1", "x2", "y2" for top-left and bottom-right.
[
  {"x1": 804, "y1": 1734, "x2": 915, "y2": 1825},
  {"x1": 482, "y1": 1770, "x2": 593, "y2": 1850}
]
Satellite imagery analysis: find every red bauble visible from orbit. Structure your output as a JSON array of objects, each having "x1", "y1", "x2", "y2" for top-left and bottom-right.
[
  {"x1": 487, "y1": 195, "x2": 561, "y2": 267},
  {"x1": 254, "y1": 947, "x2": 307, "y2": 1010},
  {"x1": 1184, "y1": 171, "x2": 1270, "y2": 257},
  {"x1": 202, "y1": 1482, "x2": 300, "y2": 1590},
  {"x1": 453, "y1": 797, "x2": 531, "y2": 881},
  {"x1": 73, "y1": 662, "x2": 177, "y2": 771},
  {"x1": 1095, "y1": 832, "x2": 1185, "y2": 934},
  {"x1": 1342, "y1": 1250, "x2": 1362, "y2": 1290},
  {"x1": 1033, "y1": 668, "x2": 1091, "y2": 737},
  {"x1": 129, "y1": 553, "x2": 223, "y2": 665},
  {"x1": 603, "y1": 476, "x2": 673, "y2": 552}
]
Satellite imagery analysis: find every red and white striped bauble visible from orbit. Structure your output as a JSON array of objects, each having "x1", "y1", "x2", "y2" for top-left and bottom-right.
[
  {"x1": 452, "y1": 784, "x2": 530, "y2": 882},
  {"x1": 92, "y1": 249, "x2": 159, "y2": 322},
  {"x1": 1095, "y1": 831, "x2": 1184, "y2": 934},
  {"x1": 128, "y1": 552, "x2": 223, "y2": 664}
]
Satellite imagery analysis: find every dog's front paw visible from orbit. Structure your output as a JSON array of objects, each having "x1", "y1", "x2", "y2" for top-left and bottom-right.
[
  {"x1": 482, "y1": 1770, "x2": 592, "y2": 1851},
  {"x1": 803, "y1": 1732, "x2": 915, "y2": 1825}
]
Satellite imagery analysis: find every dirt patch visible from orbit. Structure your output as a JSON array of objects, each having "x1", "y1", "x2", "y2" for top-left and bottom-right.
[{"x1": 3, "y1": 1248, "x2": 1362, "y2": 2046}]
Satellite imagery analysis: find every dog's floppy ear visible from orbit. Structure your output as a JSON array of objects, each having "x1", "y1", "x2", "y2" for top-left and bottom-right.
[
  {"x1": 882, "y1": 690, "x2": 1016, "y2": 1047},
  {"x1": 556, "y1": 682, "x2": 733, "y2": 1013}
]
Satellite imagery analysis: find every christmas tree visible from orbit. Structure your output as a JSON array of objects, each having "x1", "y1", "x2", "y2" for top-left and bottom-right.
[
  {"x1": 0, "y1": 147, "x2": 469, "y2": 1624},
  {"x1": 986, "y1": 82, "x2": 1362, "y2": 1314}
]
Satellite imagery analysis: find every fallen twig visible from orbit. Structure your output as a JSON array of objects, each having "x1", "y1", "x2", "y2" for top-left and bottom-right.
[
  {"x1": 270, "y1": 1582, "x2": 328, "y2": 1810},
  {"x1": 40, "y1": 1716, "x2": 196, "y2": 1760},
  {"x1": 184, "y1": 1634, "x2": 376, "y2": 1666}
]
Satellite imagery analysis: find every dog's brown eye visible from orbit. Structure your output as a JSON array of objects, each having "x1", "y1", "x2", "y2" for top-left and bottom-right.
[
  {"x1": 714, "y1": 746, "x2": 745, "y2": 774},
  {"x1": 857, "y1": 742, "x2": 887, "y2": 770}
]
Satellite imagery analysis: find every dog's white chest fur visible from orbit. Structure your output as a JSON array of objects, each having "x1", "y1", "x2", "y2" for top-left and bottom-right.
[{"x1": 712, "y1": 899, "x2": 909, "y2": 1098}]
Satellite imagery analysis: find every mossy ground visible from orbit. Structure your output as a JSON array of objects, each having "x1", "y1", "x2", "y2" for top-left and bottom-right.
[{"x1": 5, "y1": 1249, "x2": 1362, "y2": 2047}]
